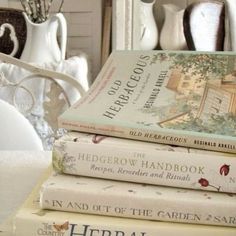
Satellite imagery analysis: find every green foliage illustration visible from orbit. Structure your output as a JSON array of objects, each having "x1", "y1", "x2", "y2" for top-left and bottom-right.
[
  {"x1": 151, "y1": 52, "x2": 234, "y2": 80},
  {"x1": 164, "y1": 113, "x2": 236, "y2": 137},
  {"x1": 52, "y1": 149, "x2": 64, "y2": 173}
]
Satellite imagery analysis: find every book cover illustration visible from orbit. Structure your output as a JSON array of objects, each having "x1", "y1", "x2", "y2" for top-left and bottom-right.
[
  {"x1": 40, "y1": 172, "x2": 236, "y2": 227},
  {"x1": 53, "y1": 132, "x2": 236, "y2": 193},
  {"x1": 152, "y1": 53, "x2": 236, "y2": 135},
  {"x1": 59, "y1": 51, "x2": 236, "y2": 153},
  {"x1": 15, "y1": 168, "x2": 236, "y2": 236}
]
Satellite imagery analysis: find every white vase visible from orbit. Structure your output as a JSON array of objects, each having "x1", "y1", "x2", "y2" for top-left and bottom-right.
[
  {"x1": 139, "y1": 0, "x2": 158, "y2": 50},
  {"x1": 159, "y1": 4, "x2": 187, "y2": 50},
  {"x1": 20, "y1": 12, "x2": 67, "y2": 64},
  {"x1": 19, "y1": 12, "x2": 67, "y2": 133},
  {"x1": 225, "y1": 0, "x2": 236, "y2": 51}
]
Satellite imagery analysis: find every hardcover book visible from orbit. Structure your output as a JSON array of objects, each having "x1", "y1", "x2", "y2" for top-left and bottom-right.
[
  {"x1": 58, "y1": 50, "x2": 236, "y2": 153},
  {"x1": 53, "y1": 131, "x2": 236, "y2": 193},
  {"x1": 40, "y1": 172, "x2": 236, "y2": 227},
  {"x1": 14, "y1": 168, "x2": 236, "y2": 236}
]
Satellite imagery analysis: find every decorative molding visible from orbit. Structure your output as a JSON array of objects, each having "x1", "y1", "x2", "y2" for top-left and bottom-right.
[
  {"x1": 112, "y1": 0, "x2": 126, "y2": 50},
  {"x1": 112, "y1": 0, "x2": 135, "y2": 50},
  {"x1": 0, "y1": 52, "x2": 85, "y2": 97}
]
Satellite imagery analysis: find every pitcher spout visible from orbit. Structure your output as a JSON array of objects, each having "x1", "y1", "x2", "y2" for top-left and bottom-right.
[{"x1": 163, "y1": 4, "x2": 185, "y2": 15}]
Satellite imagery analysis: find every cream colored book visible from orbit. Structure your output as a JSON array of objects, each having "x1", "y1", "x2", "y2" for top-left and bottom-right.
[
  {"x1": 40, "y1": 172, "x2": 236, "y2": 227},
  {"x1": 14, "y1": 167, "x2": 236, "y2": 236},
  {"x1": 53, "y1": 131, "x2": 236, "y2": 193},
  {"x1": 58, "y1": 50, "x2": 236, "y2": 153}
]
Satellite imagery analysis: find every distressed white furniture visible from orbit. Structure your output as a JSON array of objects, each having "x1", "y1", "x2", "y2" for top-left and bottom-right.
[
  {"x1": 2, "y1": 0, "x2": 102, "y2": 81},
  {"x1": 0, "y1": 52, "x2": 86, "y2": 150}
]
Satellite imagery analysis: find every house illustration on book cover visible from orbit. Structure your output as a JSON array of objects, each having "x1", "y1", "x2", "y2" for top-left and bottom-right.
[
  {"x1": 58, "y1": 51, "x2": 236, "y2": 153},
  {"x1": 151, "y1": 53, "x2": 236, "y2": 136}
]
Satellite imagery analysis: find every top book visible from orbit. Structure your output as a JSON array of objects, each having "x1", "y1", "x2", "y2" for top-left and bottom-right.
[{"x1": 58, "y1": 50, "x2": 236, "y2": 153}]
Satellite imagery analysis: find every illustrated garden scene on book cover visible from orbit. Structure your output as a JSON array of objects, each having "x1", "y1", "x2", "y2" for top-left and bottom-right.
[
  {"x1": 59, "y1": 51, "x2": 236, "y2": 153},
  {"x1": 2, "y1": 1, "x2": 236, "y2": 236}
]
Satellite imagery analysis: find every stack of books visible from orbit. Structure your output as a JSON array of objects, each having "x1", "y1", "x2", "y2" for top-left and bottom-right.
[{"x1": 14, "y1": 50, "x2": 236, "y2": 235}]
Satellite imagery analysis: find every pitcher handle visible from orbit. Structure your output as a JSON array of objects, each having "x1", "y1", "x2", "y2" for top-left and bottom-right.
[
  {"x1": 54, "y1": 13, "x2": 67, "y2": 60},
  {"x1": 0, "y1": 23, "x2": 19, "y2": 57}
]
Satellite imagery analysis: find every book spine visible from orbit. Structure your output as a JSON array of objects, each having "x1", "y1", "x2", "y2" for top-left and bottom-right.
[
  {"x1": 53, "y1": 140, "x2": 236, "y2": 193},
  {"x1": 40, "y1": 179, "x2": 236, "y2": 227},
  {"x1": 15, "y1": 167, "x2": 236, "y2": 236},
  {"x1": 58, "y1": 119, "x2": 236, "y2": 154},
  {"x1": 14, "y1": 212, "x2": 236, "y2": 236}
]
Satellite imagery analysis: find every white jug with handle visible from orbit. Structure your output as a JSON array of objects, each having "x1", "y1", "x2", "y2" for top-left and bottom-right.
[
  {"x1": 225, "y1": 0, "x2": 236, "y2": 51},
  {"x1": 19, "y1": 12, "x2": 67, "y2": 128},
  {"x1": 139, "y1": 0, "x2": 158, "y2": 50},
  {"x1": 20, "y1": 12, "x2": 67, "y2": 64},
  {"x1": 159, "y1": 4, "x2": 187, "y2": 50}
]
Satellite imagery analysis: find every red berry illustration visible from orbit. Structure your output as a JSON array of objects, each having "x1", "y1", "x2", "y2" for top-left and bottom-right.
[
  {"x1": 92, "y1": 135, "x2": 106, "y2": 144},
  {"x1": 198, "y1": 178, "x2": 209, "y2": 187},
  {"x1": 198, "y1": 178, "x2": 221, "y2": 191},
  {"x1": 220, "y1": 164, "x2": 230, "y2": 176}
]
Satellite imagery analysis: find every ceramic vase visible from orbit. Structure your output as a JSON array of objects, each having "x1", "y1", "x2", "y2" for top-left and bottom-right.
[
  {"x1": 159, "y1": 4, "x2": 187, "y2": 50},
  {"x1": 139, "y1": 0, "x2": 158, "y2": 50},
  {"x1": 20, "y1": 12, "x2": 67, "y2": 63},
  {"x1": 19, "y1": 12, "x2": 68, "y2": 142},
  {"x1": 225, "y1": 0, "x2": 236, "y2": 51}
]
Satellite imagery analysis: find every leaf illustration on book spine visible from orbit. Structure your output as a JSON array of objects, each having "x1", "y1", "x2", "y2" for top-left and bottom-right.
[
  {"x1": 53, "y1": 142, "x2": 77, "y2": 173},
  {"x1": 92, "y1": 135, "x2": 107, "y2": 144},
  {"x1": 52, "y1": 150, "x2": 64, "y2": 173}
]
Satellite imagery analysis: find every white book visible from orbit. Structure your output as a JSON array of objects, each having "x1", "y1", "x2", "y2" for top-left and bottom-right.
[
  {"x1": 53, "y1": 131, "x2": 236, "y2": 193},
  {"x1": 58, "y1": 51, "x2": 236, "y2": 154},
  {"x1": 40, "y1": 172, "x2": 236, "y2": 227},
  {"x1": 14, "y1": 168, "x2": 236, "y2": 236}
]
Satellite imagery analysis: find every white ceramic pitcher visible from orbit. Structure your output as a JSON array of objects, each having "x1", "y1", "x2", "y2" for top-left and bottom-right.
[
  {"x1": 139, "y1": 0, "x2": 158, "y2": 50},
  {"x1": 225, "y1": 0, "x2": 236, "y2": 51},
  {"x1": 20, "y1": 12, "x2": 67, "y2": 63},
  {"x1": 159, "y1": 4, "x2": 187, "y2": 50}
]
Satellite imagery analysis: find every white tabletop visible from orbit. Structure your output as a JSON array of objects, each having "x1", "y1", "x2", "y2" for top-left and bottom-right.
[{"x1": 0, "y1": 151, "x2": 51, "y2": 235}]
